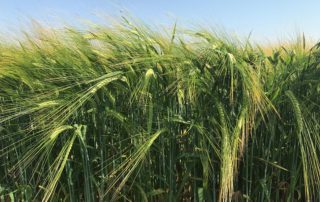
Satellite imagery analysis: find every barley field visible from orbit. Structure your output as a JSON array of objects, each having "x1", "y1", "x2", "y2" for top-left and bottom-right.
[{"x1": 0, "y1": 20, "x2": 319, "y2": 201}]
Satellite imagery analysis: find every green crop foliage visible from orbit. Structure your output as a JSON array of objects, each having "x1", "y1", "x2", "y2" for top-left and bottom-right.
[{"x1": 0, "y1": 19, "x2": 319, "y2": 201}]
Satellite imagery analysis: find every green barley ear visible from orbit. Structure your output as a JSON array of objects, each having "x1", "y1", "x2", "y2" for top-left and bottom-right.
[
  {"x1": 285, "y1": 91, "x2": 303, "y2": 133},
  {"x1": 286, "y1": 90, "x2": 320, "y2": 201}
]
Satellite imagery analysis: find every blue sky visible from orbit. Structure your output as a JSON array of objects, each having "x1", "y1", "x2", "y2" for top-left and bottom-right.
[{"x1": 1, "y1": 0, "x2": 319, "y2": 43}]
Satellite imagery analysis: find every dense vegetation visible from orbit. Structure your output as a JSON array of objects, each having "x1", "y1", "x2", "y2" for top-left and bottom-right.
[{"x1": 0, "y1": 19, "x2": 319, "y2": 201}]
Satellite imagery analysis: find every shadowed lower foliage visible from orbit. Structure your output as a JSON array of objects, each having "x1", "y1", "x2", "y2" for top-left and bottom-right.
[{"x1": 0, "y1": 19, "x2": 319, "y2": 201}]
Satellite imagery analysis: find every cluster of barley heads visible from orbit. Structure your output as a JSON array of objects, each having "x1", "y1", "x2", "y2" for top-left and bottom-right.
[{"x1": 0, "y1": 20, "x2": 319, "y2": 201}]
